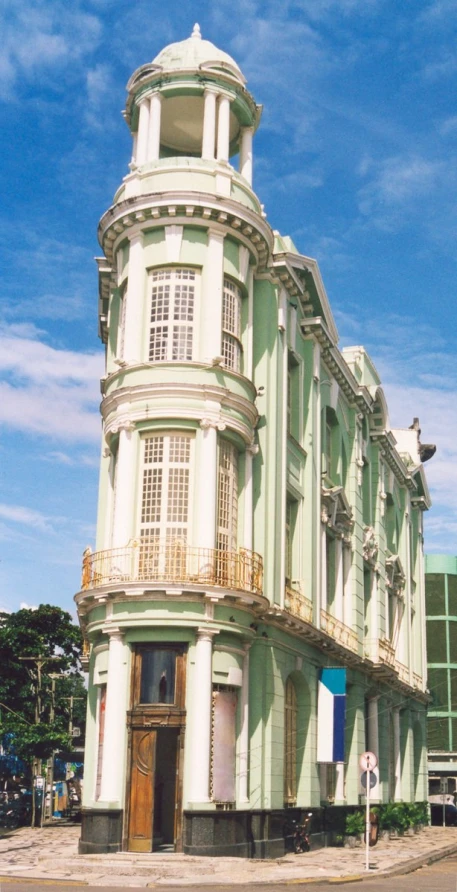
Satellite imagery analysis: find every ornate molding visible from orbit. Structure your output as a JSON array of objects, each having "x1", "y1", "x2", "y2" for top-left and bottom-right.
[{"x1": 363, "y1": 526, "x2": 379, "y2": 564}]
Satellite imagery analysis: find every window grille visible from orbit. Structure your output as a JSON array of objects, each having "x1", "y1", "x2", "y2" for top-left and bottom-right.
[
  {"x1": 149, "y1": 268, "x2": 196, "y2": 361},
  {"x1": 216, "y1": 441, "x2": 238, "y2": 585},
  {"x1": 139, "y1": 434, "x2": 192, "y2": 578},
  {"x1": 222, "y1": 278, "x2": 242, "y2": 372}
]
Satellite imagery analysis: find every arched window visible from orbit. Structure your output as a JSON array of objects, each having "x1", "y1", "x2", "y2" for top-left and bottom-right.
[{"x1": 284, "y1": 677, "x2": 297, "y2": 805}]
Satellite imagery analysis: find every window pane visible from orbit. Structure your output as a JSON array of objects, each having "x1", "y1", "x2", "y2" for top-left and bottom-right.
[
  {"x1": 426, "y1": 574, "x2": 446, "y2": 616},
  {"x1": 427, "y1": 620, "x2": 447, "y2": 663},
  {"x1": 429, "y1": 668, "x2": 448, "y2": 709},
  {"x1": 428, "y1": 716, "x2": 449, "y2": 751},
  {"x1": 448, "y1": 576, "x2": 457, "y2": 618},
  {"x1": 449, "y1": 622, "x2": 457, "y2": 663},
  {"x1": 451, "y1": 718, "x2": 457, "y2": 752},
  {"x1": 450, "y1": 669, "x2": 457, "y2": 712},
  {"x1": 140, "y1": 649, "x2": 176, "y2": 704}
]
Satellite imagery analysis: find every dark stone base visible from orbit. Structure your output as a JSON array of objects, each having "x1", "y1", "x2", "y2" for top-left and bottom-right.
[
  {"x1": 183, "y1": 808, "x2": 324, "y2": 858},
  {"x1": 79, "y1": 808, "x2": 123, "y2": 854}
]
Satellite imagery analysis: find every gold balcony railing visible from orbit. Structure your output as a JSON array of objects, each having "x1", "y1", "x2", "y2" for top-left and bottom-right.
[
  {"x1": 320, "y1": 609, "x2": 358, "y2": 653},
  {"x1": 81, "y1": 540, "x2": 263, "y2": 596},
  {"x1": 285, "y1": 584, "x2": 313, "y2": 624},
  {"x1": 364, "y1": 637, "x2": 396, "y2": 667}
]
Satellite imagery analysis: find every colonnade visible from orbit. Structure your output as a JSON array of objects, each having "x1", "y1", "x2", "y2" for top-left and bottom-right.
[{"x1": 132, "y1": 88, "x2": 254, "y2": 185}]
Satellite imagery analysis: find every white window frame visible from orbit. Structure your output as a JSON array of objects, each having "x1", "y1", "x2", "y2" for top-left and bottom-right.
[
  {"x1": 148, "y1": 267, "x2": 198, "y2": 362},
  {"x1": 222, "y1": 278, "x2": 242, "y2": 372},
  {"x1": 217, "y1": 440, "x2": 238, "y2": 555},
  {"x1": 138, "y1": 432, "x2": 195, "y2": 578}
]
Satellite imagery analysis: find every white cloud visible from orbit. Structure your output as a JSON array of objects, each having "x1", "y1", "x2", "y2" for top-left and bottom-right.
[
  {"x1": 0, "y1": 503, "x2": 53, "y2": 532},
  {"x1": 0, "y1": 1, "x2": 102, "y2": 101},
  {"x1": 358, "y1": 155, "x2": 443, "y2": 215},
  {"x1": 0, "y1": 325, "x2": 103, "y2": 442}
]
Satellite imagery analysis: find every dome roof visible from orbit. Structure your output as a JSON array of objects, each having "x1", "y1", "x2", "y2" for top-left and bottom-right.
[{"x1": 152, "y1": 24, "x2": 243, "y2": 79}]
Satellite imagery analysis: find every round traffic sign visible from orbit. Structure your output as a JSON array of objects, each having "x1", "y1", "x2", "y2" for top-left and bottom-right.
[
  {"x1": 361, "y1": 770, "x2": 377, "y2": 789},
  {"x1": 359, "y1": 751, "x2": 378, "y2": 771}
]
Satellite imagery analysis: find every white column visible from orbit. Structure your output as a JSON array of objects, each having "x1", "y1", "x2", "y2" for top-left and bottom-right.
[
  {"x1": 111, "y1": 424, "x2": 136, "y2": 548},
  {"x1": 136, "y1": 98, "x2": 150, "y2": 166},
  {"x1": 99, "y1": 630, "x2": 126, "y2": 802},
  {"x1": 148, "y1": 92, "x2": 162, "y2": 161},
  {"x1": 343, "y1": 544, "x2": 352, "y2": 628},
  {"x1": 367, "y1": 696, "x2": 380, "y2": 799},
  {"x1": 335, "y1": 762, "x2": 345, "y2": 802},
  {"x1": 334, "y1": 537, "x2": 344, "y2": 621},
  {"x1": 197, "y1": 421, "x2": 218, "y2": 551},
  {"x1": 393, "y1": 708, "x2": 402, "y2": 800},
  {"x1": 216, "y1": 95, "x2": 231, "y2": 162},
  {"x1": 239, "y1": 126, "x2": 253, "y2": 185},
  {"x1": 131, "y1": 132, "x2": 138, "y2": 166},
  {"x1": 321, "y1": 526, "x2": 328, "y2": 612},
  {"x1": 202, "y1": 90, "x2": 217, "y2": 160},
  {"x1": 123, "y1": 231, "x2": 144, "y2": 363},
  {"x1": 188, "y1": 630, "x2": 216, "y2": 802},
  {"x1": 201, "y1": 229, "x2": 224, "y2": 361},
  {"x1": 238, "y1": 643, "x2": 250, "y2": 803},
  {"x1": 246, "y1": 267, "x2": 254, "y2": 380},
  {"x1": 243, "y1": 446, "x2": 256, "y2": 552}
]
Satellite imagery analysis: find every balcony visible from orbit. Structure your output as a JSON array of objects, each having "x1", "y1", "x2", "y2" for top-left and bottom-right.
[
  {"x1": 320, "y1": 609, "x2": 358, "y2": 653},
  {"x1": 81, "y1": 540, "x2": 263, "y2": 596},
  {"x1": 285, "y1": 584, "x2": 313, "y2": 624}
]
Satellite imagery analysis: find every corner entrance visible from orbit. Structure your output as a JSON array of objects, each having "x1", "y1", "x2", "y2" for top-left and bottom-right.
[
  {"x1": 126, "y1": 645, "x2": 187, "y2": 853},
  {"x1": 127, "y1": 726, "x2": 181, "y2": 852}
]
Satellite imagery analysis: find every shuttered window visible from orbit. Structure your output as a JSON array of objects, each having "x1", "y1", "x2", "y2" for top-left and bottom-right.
[{"x1": 149, "y1": 268, "x2": 196, "y2": 362}]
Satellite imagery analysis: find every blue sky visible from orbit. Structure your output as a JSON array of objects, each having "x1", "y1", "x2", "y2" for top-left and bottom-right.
[{"x1": 1, "y1": 0, "x2": 456, "y2": 615}]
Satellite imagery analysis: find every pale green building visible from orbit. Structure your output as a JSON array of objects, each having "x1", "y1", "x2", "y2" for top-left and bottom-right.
[{"x1": 76, "y1": 26, "x2": 433, "y2": 856}]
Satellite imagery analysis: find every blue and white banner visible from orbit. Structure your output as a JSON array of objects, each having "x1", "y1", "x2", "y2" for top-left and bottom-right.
[{"x1": 317, "y1": 668, "x2": 346, "y2": 763}]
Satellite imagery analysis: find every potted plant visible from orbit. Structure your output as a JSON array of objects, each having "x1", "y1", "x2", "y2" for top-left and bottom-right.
[{"x1": 344, "y1": 810, "x2": 365, "y2": 847}]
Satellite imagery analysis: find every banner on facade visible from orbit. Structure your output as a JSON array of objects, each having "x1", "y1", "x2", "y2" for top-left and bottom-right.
[{"x1": 317, "y1": 668, "x2": 346, "y2": 762}]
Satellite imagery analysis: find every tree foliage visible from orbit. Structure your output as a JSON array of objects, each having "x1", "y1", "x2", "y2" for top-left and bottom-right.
[{"x1": 0, "y1": 605, "x2": 87, "y2": 763}]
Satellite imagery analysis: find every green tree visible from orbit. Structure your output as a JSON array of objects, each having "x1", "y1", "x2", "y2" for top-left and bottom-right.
[{"x1": 0, "y1": 604, "x2": 87, "y2": 763}]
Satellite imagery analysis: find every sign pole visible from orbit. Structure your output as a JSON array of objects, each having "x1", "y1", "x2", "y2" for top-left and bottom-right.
[{"x1": 365, "y1": 762, "x2": 370, "y2": 871}]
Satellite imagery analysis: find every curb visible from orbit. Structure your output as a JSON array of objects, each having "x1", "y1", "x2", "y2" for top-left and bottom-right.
[{"x1": 2, "y1": 840, "x2": 457, "y2": 887}]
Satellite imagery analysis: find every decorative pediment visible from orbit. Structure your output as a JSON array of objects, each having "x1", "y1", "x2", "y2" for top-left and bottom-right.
[
  {"x1": 321, "y1": 485, "x2": 353, "y2": 534},
  {"x1": 386, "y1": 553, "x2": 406, "y2": 597}
]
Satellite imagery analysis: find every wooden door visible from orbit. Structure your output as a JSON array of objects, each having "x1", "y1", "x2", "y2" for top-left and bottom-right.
[{"x1": 128, "y1": 729, "x2": 156, "y2": 852}]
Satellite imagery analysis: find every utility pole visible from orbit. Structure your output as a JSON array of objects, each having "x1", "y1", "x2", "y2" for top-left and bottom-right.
[
  {"x1": 44, "y1": 673, "x2": 65, "y2": 821},
  {"x1": 18, "y1": 655, "x2": 61, "y2": 828}
]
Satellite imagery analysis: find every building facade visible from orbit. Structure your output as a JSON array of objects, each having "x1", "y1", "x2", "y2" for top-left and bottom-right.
[
  {"x1": 76, "y1": 27, "x2": 432, "y2": 857},
  {"x1": 426, "y1": 554, "x2": 457, "y2": 798}
]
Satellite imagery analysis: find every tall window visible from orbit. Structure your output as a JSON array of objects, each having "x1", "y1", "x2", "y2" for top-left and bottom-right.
[
  {"x1": 149, "y1": 268, "x2": 196, "y2": 362},
  {"x1": 284, "y1": 677, "x2": 297, "y2": 805},
  {"x1": 139, "y1": 434, "x2": 192, "y2": 578},
  {"x1": 118, "y1": 289, "x2": 127, "y2": 360},
  {"x1": 222, "y1": 278, "x2": 242, "y2": 372},
  {"x1": 217, "y1": 441, "x2": 238, "y2": 554}
]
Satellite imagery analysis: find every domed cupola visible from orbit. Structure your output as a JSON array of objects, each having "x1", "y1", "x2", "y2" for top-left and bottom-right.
[{"x1": 123, "y1": 24, "x2": 262, "y2": 188}]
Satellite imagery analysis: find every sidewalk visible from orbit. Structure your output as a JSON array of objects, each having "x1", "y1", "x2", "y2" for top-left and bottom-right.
[{"x1": 1, "y1": 824, "x2": 457, "y2": 886}]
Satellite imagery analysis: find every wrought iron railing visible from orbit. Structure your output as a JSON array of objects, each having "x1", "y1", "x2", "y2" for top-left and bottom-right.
[
  {"x1": 285, "y1": 584, "x2": 313, "y2": 624},
  {"x1": 81, "y1": 540, "x2": 263, "y2": 596},
  {"x1": 320, "y1": 609, "x2": 358, "y2": 653}
]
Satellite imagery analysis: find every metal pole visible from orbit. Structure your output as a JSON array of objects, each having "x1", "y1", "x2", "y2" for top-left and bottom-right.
[{"x1": 365, "y1": 764, "x2": 371, "y2": 871}]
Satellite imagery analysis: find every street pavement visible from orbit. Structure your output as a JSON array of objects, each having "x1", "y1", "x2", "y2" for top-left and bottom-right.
[{"x1": 1, "y1": 823, "x2": 457, "y2": 886}]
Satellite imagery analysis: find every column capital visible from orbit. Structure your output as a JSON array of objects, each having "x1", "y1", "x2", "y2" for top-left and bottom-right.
[
  {"x1": 200, "y1": 418, "x2": 226, "y2": 431},
  {"x1": 105, "y1": 627, "x2": 124, "y2": 642},
  {"x1": 128, "y1": 228, "x2": 145, "y2": 246},
  {"x1": 196, "y1": 628, "x2": 219, "y2": 642},
  {"x1": 246, "y1": 443, "x2": 259, "y2": 456}
]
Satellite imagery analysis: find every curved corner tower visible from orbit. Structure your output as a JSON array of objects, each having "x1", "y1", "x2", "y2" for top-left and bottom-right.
[
  {"x1": 77, "y1": 25, "x2": 270, "y2": 856},
  {"x1": 77, "y1": 24, "x2": 431, "y2": 859}
]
